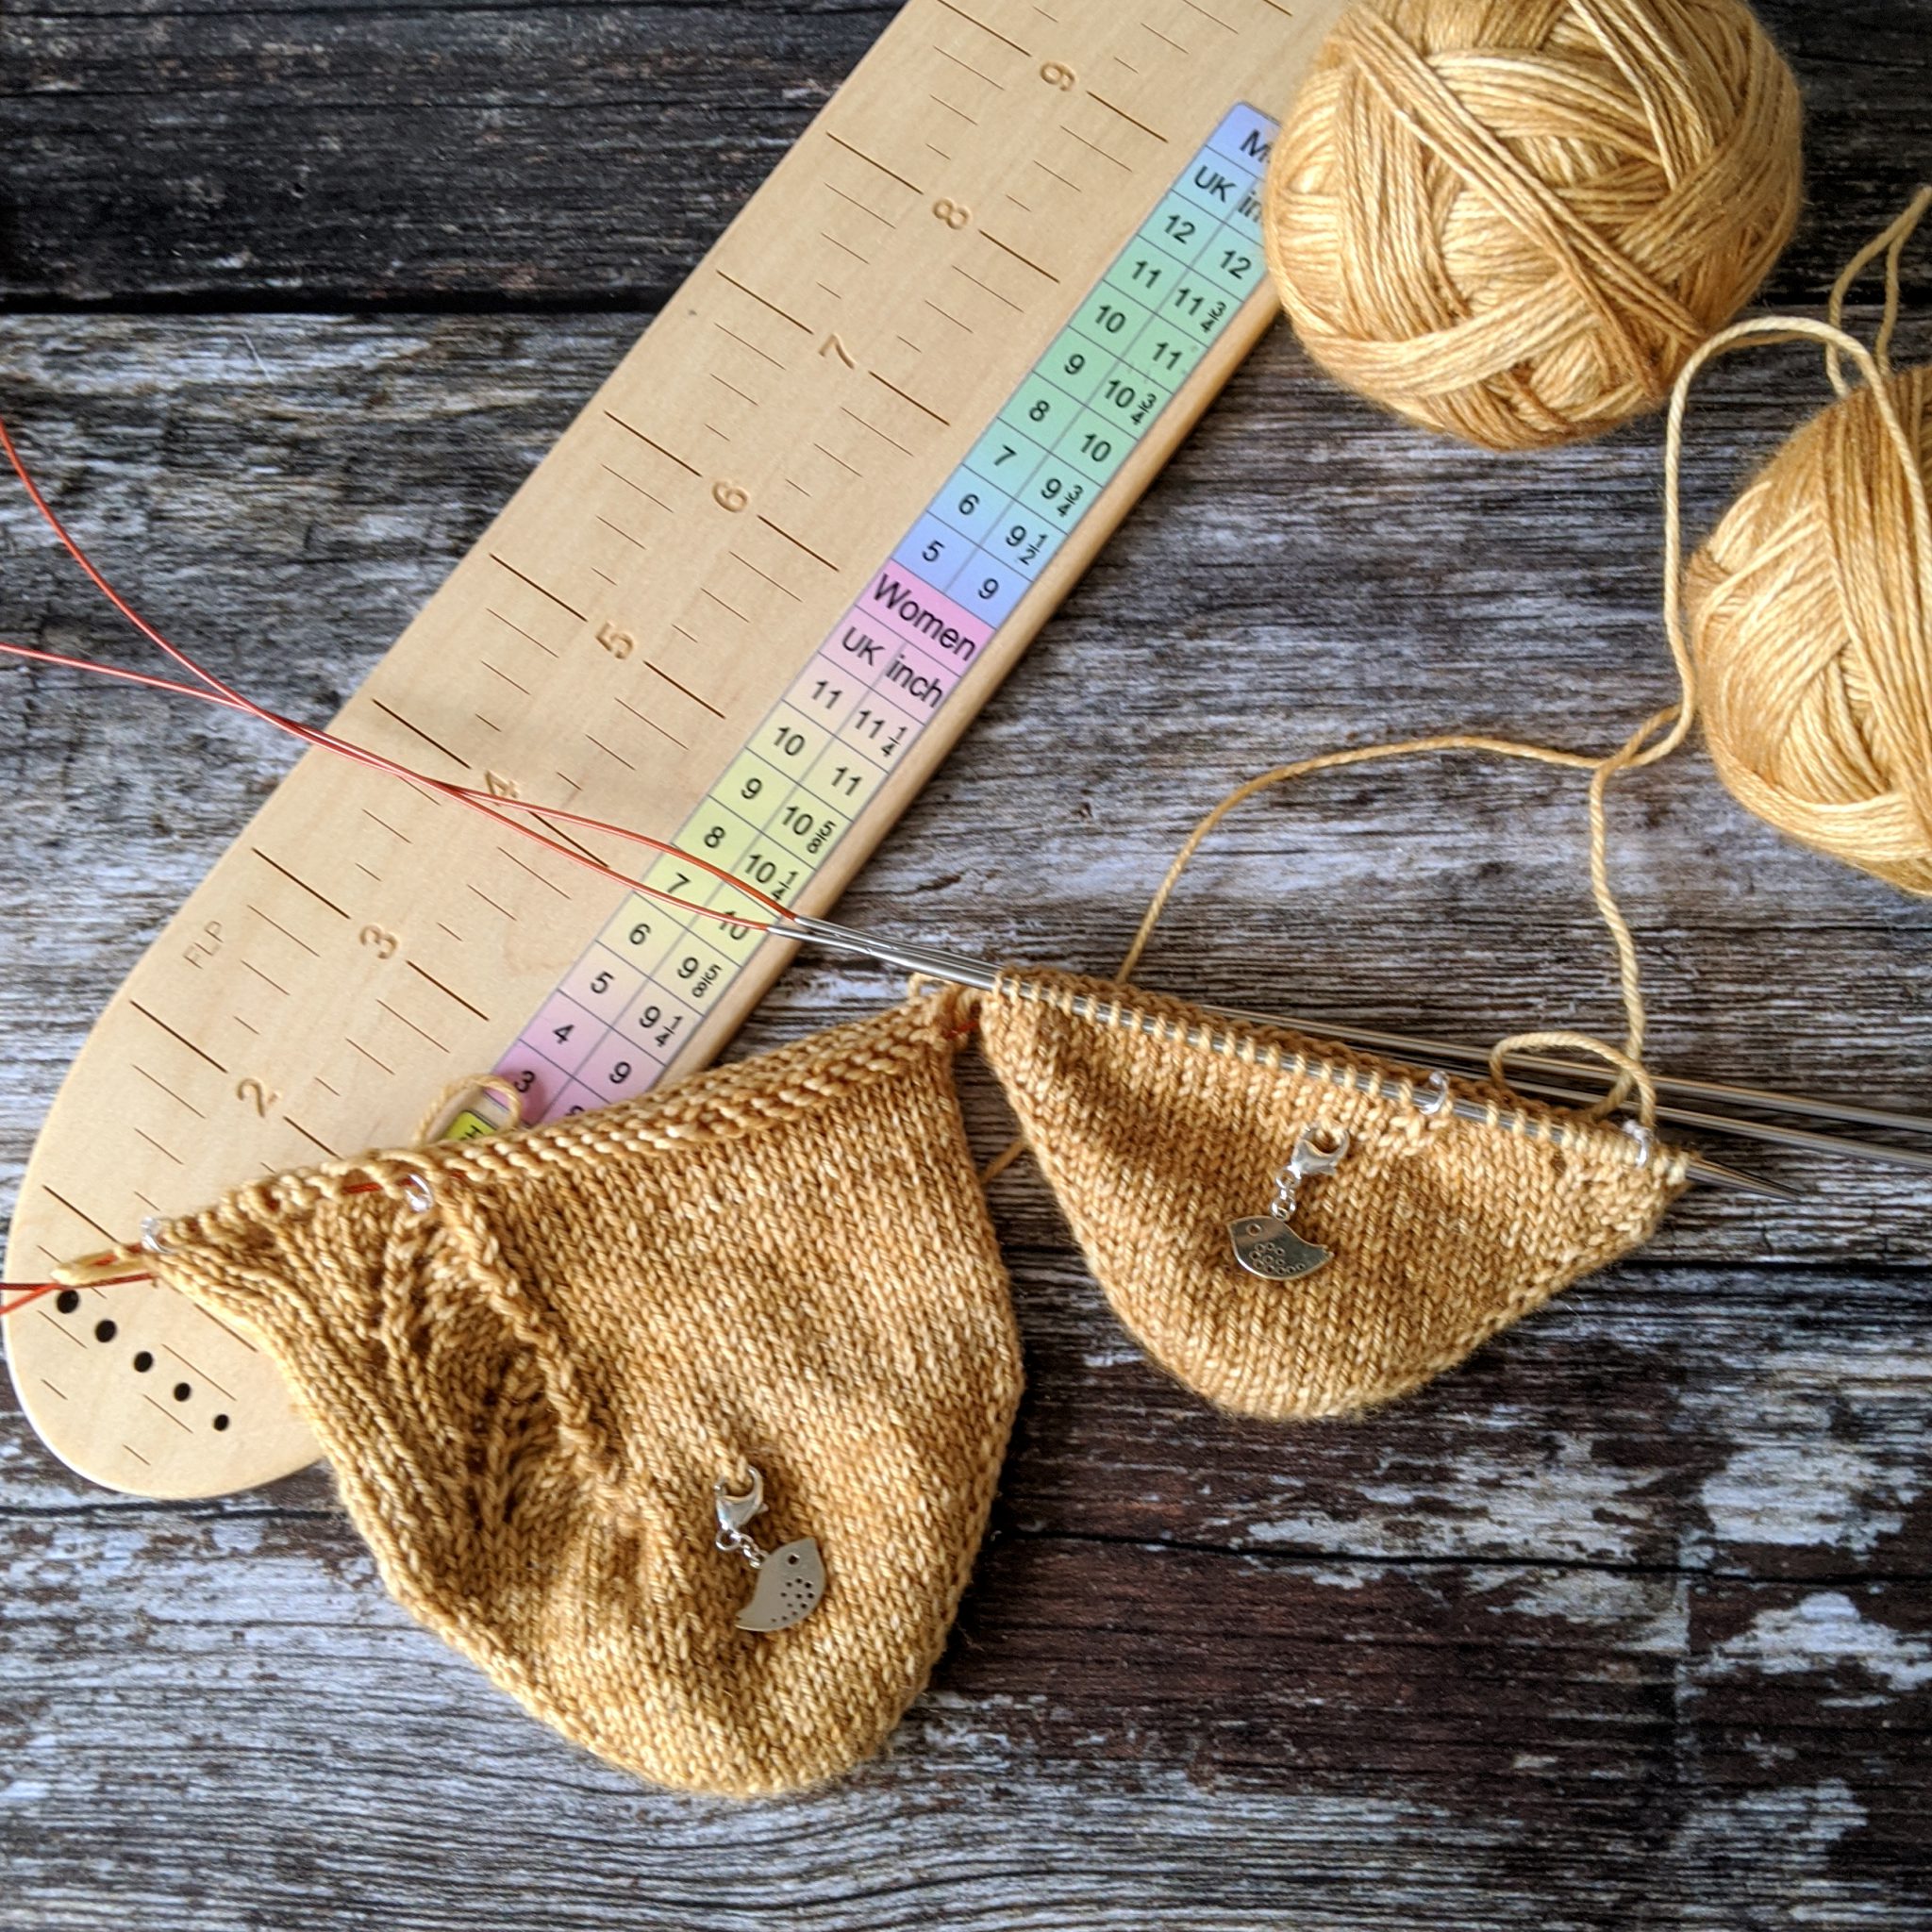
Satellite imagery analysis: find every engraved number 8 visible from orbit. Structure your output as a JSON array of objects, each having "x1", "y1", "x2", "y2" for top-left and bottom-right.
[{"x1": 932, "y1": 198, "x2": 970, "y2": 229}]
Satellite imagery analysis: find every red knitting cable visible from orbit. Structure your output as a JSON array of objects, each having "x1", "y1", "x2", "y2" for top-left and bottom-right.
[
  {"x1": 0, "y1": 413, "x2": 787, "y2": 927},
  {"x1": 0, "y1": 410, "x2": 810, "y2": 1310}
]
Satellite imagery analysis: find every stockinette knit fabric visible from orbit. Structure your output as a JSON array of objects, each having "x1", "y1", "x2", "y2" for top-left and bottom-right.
[
  {"x1": 142, "y1": 991, "x2": 1021, "y2": 1799},
  {"x1": 977, "y1": 970, "x2": 1686, "y2": 1420}
]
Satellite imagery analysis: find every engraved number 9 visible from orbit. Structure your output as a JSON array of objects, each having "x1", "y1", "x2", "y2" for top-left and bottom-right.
[{"x1": 1041, "y1": 61, "x2": 1074, "y2": 90}]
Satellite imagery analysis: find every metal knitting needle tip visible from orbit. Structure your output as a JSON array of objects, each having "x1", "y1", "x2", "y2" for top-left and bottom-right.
[{"x1": 768, "y1": 914, "x2": 1917, "y2": 1191}]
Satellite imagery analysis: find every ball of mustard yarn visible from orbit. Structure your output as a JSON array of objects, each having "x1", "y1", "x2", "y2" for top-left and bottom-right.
[
  {"x1": 1261, "y1": 0, "x2": 1804, "y2": 451},
  {"x1": 1687, "y1": 364, "x2": 1932, "y2": 897}
]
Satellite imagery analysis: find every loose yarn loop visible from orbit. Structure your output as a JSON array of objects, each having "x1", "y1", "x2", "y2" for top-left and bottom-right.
[
  {"x1": 142, "y1": 994, "x2": 1022, "y2": 1800},
  {"x1": 1681, "y1": 189, "x2": 1932, "y2": 894},
  {"x1": 1261, "y1": 0, "x2": 1804, "y2": 450}
]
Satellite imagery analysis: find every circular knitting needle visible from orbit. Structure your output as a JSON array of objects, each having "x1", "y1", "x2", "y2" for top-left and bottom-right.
[{"x1": 772, "y1": 915, "x2": 1932, "y2": 1193}]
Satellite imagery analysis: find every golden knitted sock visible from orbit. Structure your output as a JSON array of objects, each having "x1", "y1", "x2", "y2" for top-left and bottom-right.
[
  {"x1": 140, "y1": 991, "x2": 1021, "y2": 1798},
  {"x1": 978, "y1": 970, "x2": 1685, "y2": 1420}
]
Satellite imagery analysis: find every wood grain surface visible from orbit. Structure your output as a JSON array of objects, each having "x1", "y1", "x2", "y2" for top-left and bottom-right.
[{"x1": 3, "y1": 3, "x2": 1930, "y2": 1926}]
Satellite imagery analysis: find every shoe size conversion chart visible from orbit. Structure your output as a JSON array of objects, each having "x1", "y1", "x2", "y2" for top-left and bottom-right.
[{"x1": 495, "y1": 104, "x2": 1279, "y2": 1124}]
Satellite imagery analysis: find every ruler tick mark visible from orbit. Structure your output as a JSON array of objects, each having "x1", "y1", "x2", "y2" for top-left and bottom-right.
[
  {"x1": 950, "y1": 263, "x2": 1025, "y2": 310},
  {"x1": 642, "y1": 660, "x2": 725, "y2": 718},
  {"x1": 161, "y1": 1344, "x2": 235, "y2": 1401},
  {"x1": 757, "y1": 516, "x2": 841, "y2": 574},
  {"x1": 699, "y1": 588, "x2": 752, "y2": 623},
  {"x1": 282, "y1": 1114, "x2": 341, "y2": 1159},
  {"x1": 482, "y1": 660, "x2": 534, "y2": 697},
  {"x1": 840, "y1": 407, "x2": 918, "y2": 456},
  {"x1": 487, "y1": 609, "x2": 562, "y2": 658},
  {"x1": 1060, "y1": 124, "x2": 1134, "y2": 169},
  {"x1": 132, "y1": 1127, "x2": 184, "y2": 1168},
  {"x1": 824, "y1": 130, "x2": 924, "y2": 196},
  {"x1": 714, "y1": 270, "x2": 813, "y2": 332},
  {"x1": 868, "y1": 371, "x2": 952, "y2": 425},
  {"x1": 600, "y1": 464, "x2": 675, "y2": 515},
  {"x1": 1084, "y1": 91, "x2": 1170, "y2": 141},
  {"x1": 361, "y1": 808, "x2": 413, "y2": 845},
  {"x1": 489, "y1": 554, "x2": 588, "y2": 623},
  {"x1": 818, "y1": 231, "x2": 874, "y2": 266},
  {"x1": 931, "y1": 0, "x2": 1030, "y2": 58},
  {"x1": 603, "y1": 413, "x2": 702, "y2": 477},
  {"x1": 1031, "y1": 158, "x2": 1084, "y2": 192},
  {"x1": 466, "y1": 884, "x2": 518, "y2": 923},
  {"x1": 928, "y1": 93, "x2": 980, "y2": 125},
  {"x1": 596, "y1": 514, "x2": 649, "y2": 552},
  {"x1": 250, "y1": 850, "x2": 349, "y2": 920},
  {"x1": 232, "y1": 1014, "x2": 260, "y2": 1036},
  {"x1": 708, "y1": 370, "x2": 765, "y2": 404},
  {"x1": 140, "y1": 1391, "x2": 194, "y2": 1434},
  {"x1": 614, "y1": 696, "x2": 691, "y2": 747},
  {"x1": 824, "y1": 182, "x2": 895, "y2": 228},
  {"x1": 980, "y1": 231, "x2": 1061, "y2": 280},
  {"x1": 811, "y1": 441, "x2": 863, "y2": 477},
  {"x1": 243, "y1": 904, "x2": 321, "y2": 958},
  {"x1": 129, "y1": 1001, "x2": 230, "y2": 1074},
  {"x1": 240, "y1": 959, "x2": 291, "y2": 998},
  {"x1": 932, "y1": 47, "x2": 1004, "y2": 92},
  {"x1": 347, "y1": 1038, "x2": 397, "y2": 1075},
  {"x1": 1144, "y1": 22, "x2": 1189, "y2": 54},
  {"x1": 727, "y1": 549, "x2": 805, "y2": 601},
  {"x1": 714, "y1": 320, "x2": 791, "y2": 366},
  {"x1": 408, "y1": 960, "x2": 490, "y2": 1024},
  {"x1": 40, "y1": 1187, "x2": 114, "y2": 1244},
  {"x1": 369, "y1": 696, "x2": 477, "y2": 763},
  {"x1": 1178, "y1": 0, "x2": 1237, "y2": 28},
  {"x1": 376, "y1": 998, "x2": 452, "y2": 1050},
  {"x1": 36, "y1": 1314, "x2": 84, "y2": 1355},
  {"x1": 131, "y1": 1063, "x2": 208, "y2": 1116},
  {"x1": 921, "y1": 299, "x2": 974, "y2": 333},
  {"x1": 582, "y1": 730, "x2": 637, "y2": 773}
]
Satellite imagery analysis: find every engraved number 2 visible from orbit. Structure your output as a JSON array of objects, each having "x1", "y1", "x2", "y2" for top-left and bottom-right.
[{"x1": 236, "y1": 1077, "x2": 279, "y2": 1116}]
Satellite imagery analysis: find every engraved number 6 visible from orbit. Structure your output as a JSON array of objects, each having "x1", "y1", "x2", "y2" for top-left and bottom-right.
[{"x1": 712, "y1": 481, "x2": 749, "y2": 512}]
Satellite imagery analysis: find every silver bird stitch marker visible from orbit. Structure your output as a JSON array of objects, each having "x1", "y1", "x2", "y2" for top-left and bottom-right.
[
  {"x1": 714, "y1": 1466, "x2": 825, "y2": 1633},
  {"x1": 1229, "y1": 1124, "x2": 1351, "y2": 1282}
]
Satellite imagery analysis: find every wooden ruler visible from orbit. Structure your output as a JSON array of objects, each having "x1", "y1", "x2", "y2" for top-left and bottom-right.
[{"x1": 6, "y1": 0, "x2": 1344, "y2": 1498}]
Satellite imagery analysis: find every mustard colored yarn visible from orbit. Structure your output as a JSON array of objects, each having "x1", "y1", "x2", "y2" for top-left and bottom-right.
[
  {"x1": 141, "y1": 994, "x2": 1022, "y2": 1800},
  {"x1": 1686, "y1": 362, "x2": 1932, "y2": 895},
  {"x1": 1261, "y1": 0, "x2": 1804, "y2": 451},
  {"x1": 979, "y1": 971, "x2": 1686, "y2": 1421}
]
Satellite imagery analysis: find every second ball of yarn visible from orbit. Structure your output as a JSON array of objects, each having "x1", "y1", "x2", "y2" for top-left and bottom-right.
[{"x1": 1261, "y1": 0, "x2": 1804, "y2": 451}]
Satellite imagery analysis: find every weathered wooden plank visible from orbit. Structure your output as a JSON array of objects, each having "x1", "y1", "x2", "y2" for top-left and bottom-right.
[
  {"x1": 1, "y1": 313, "x2": 1926, "y2": 1267},
  {"x1": 1, "y1": 0, "x2": 1927, "y2": 311},
  {"x1": 1, "y1": 1256, "x2": 1926, "y2": 1925}
]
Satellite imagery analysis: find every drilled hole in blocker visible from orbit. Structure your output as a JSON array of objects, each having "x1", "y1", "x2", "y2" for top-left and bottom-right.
[
  {"x1": 212, "y1": 1414, "x2": 230, "y2": 1432},
  {"x1": 93, "y1": 1319, "x2": 117, "y2": 1343},
  {"x1": 172, "y1": 1383, "x2": 192, "y2": 1403},
  {"x1": 132, "y1": 1351, "x2": 154, "y2": 1374},
  {"x1": 56, "y1": 1290, "x2": 80, "y2": 1315}
]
